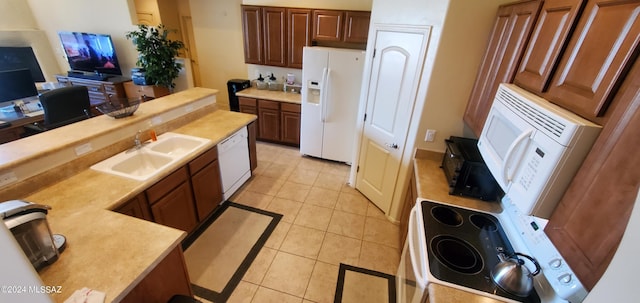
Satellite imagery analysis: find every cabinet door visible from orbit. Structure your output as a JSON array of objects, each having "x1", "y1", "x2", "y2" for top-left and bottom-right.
[
  {"x1": 544, "y1": 0, "x2": 640, "y2": 121},
  {"x1": 247, "y1": 121, "x2": 258, "y2": 171},
  {"x1": 114, "y1": 193, "x2": 153, "y2": 221},
  {"x1": 545, "y1": 60, "x2": 640, "y2": 290},
  {"x1": 242, "y1": 6, "x2": 264, "y2": 65},
  {"x1": 151, "y1": 181, "x2": 198, "y2": 233},
  {"x1": 192, "y1": 160, "x2": 223, "y2": 221},
  {"x1": 288, "y1": 8, "x2": 312, "y2": 69},
  {"x1": 463, "y1": 0, "x2": 542, "y2": 136},
  {"x1": 258, "y1": 100, "x2": 280, "y2": 141},
  {"x1": 280, "y1": 103, "x2": 301, "y2": 145},
  {"x1": 343, "y1": 11, "x2": 371, "y2": 43},
  {"x1": 238, "y1": 97, "x2": 258, "y2": 115},
  {"x1": 313, "y1": 10, "x2": 344, "y2": 41},
  {"x1": 263, "y1": 7, "x2": 287, "y2": 67},
  {"x1": 514, "y1": 0, "x2": 586, "y2": 93}
]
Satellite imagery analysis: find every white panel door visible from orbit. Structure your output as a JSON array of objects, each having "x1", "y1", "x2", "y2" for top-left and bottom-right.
[
  {"x1": 356, "y1": 28, "x2": 430, "y2": 213},
  {"x1": 322, "y1": 49, "x2": 365, "y2": 163}
]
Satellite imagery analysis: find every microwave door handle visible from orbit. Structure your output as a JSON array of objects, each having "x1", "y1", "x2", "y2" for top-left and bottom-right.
[
  {"x1": 502, "y1": 129, "x2": 533, "y2": 183},
  {"x1": 408, "y1": 205, "x2": 428, "y2": 287}
]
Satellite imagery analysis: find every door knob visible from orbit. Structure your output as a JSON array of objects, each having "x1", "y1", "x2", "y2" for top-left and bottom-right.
[{"x1": 385, "y1": 143, "x2": 398, "y2": 149}]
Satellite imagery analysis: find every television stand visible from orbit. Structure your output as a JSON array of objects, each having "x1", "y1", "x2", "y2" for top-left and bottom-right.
[
  {"x1": 67, "y1": 71, "x2": 110, "y2": 81},
  {"x1": 55, "y1": 75, "x2": 131, "y2": 110}
]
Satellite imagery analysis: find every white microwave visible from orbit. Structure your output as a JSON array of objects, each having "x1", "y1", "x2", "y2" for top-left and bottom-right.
[{"x1": 478, "y1": 84, "x2": 602, "y2": 218}]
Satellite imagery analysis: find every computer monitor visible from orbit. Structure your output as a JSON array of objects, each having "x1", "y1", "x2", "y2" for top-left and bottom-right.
[{"x1": 0, "y1": 69, "x2": 38, "y2": 103}]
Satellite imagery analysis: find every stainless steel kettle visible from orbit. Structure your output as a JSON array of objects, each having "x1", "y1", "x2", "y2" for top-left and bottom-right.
[{"x1": 491, "y1": 250, "x2": 541, "y2": 297}]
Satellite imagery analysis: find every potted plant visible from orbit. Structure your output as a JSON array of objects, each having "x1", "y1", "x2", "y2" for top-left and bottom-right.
[{"x1": 126, "y1": 24, "x2": 184, "y2": 91}]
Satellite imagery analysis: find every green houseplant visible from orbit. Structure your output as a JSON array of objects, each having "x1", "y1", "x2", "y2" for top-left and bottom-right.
[{"x1": 126, "y1": 24, "x2": 184, "y2": 91}]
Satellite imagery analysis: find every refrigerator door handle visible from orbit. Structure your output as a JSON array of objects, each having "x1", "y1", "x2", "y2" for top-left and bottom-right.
[
  {"x1": 323, "y1": 68, "x2": 332, "y2": 122},
  {"x1": 320, "y1": 67, "x2": 328, "y2": 122}
]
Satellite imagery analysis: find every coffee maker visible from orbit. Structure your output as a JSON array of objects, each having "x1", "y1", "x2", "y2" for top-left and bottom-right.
[{"x1": 0, "y1": 200, "x2": 65, "y2": 270}]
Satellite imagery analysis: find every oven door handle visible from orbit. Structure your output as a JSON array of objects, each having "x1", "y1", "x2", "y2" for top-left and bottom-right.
[{"x1": 408, "y1": 205, "x2": 428, "y2": 287}]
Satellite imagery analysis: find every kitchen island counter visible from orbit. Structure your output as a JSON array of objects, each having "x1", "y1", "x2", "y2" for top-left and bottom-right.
[
  {"x1": 1, "y1": 89, "x2": 256, "y2": 302},
  {"x1": 412, "y1": 149, "x2": 505, "y2": 303}
]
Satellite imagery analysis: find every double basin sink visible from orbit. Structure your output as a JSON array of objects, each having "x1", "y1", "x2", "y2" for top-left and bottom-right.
[{"x1": 91, "y1": 132, "x2": 212, "y2": 181}]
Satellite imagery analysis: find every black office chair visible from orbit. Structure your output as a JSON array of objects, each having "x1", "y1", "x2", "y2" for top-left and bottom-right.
[{"x1": 24, "y1": 86, "x2": 92, "y2": 134}]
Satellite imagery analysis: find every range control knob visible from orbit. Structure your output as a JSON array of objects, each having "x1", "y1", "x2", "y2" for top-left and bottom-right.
[
  {"x1": 549, "y1": 258, "x2": 563, "y2": 269},
  {"x1": 558, "y1": 273, "x2": 573, "y2": 284}
]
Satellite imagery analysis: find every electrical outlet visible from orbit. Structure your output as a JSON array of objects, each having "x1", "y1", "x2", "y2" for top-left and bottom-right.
[{"x1": 425, "y1": 129, "x2": 436, "y2": 142}]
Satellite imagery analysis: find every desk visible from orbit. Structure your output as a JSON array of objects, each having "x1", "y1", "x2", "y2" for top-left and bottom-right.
[{"x1": 0, "y1": 106, "x2": 44, "y2": 144}]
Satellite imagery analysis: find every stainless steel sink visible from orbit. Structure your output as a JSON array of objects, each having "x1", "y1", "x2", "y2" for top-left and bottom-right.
[{"x1": 90, "y1": 132, "x2": 211, "y2": 181}]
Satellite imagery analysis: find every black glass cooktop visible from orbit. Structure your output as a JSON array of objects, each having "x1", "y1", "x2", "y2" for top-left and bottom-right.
[{"x1": 421, "y1": 200, "x2": 540, "y2": 303}]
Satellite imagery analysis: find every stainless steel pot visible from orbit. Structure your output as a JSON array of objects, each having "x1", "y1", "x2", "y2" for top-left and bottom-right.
[{"x1": 491, "y1": 251, "x2": 541, "y2": 297}]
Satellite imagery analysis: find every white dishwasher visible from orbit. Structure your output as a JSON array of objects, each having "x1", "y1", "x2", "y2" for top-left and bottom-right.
[{"x1": 217, "y1": 126, "x2": 251, "y2": 200}]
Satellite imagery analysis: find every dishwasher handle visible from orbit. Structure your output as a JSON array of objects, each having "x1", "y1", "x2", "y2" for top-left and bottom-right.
[{"x1": 218, "y1": 127, "x2": 248, "y2": 153}]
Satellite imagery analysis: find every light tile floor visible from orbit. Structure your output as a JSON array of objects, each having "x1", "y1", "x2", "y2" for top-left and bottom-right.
[{"x1": 199, "y1": 142, "x2": 401, "y2": 303}]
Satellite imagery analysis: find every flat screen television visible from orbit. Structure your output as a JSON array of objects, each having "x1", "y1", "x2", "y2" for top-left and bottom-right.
[
  {"x1": 0, "y1": 47, "x2": 45, "y2": 82},
  {"x1": 58, "y1": 31, "x2": 122, "y2": 76},
  {"x1": 0, "y1": 69, "x2": 38, "y2": 103}
]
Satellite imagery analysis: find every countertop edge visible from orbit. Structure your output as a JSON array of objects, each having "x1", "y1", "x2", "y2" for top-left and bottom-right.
[{"x1": 27, "y1": 104, "x2": 256, "y2": 302}]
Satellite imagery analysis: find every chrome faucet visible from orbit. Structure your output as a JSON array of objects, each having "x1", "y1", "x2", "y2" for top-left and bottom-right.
[{"x1": 134, "y1": 130, "x2": 143, "y2": 149}]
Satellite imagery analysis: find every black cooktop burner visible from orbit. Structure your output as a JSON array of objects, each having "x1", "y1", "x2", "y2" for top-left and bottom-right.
[{"x1": 421, "y1": 200, "x2": 540, "y2": 303}]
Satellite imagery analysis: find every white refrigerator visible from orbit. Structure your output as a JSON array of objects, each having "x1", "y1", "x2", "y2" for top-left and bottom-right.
[{"x1": 300, "y1": 47, "x2": 365, "y2": 163}]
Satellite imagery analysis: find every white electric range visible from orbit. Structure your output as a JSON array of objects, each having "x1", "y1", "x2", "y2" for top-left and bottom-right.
[{"x1": 397, "y1": 196, "x2": 588, "y2": 303}]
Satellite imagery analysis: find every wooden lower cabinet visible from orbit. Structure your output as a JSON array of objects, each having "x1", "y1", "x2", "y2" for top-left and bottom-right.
[
  {"x1": 280, "y1": 103, "x2": 301, "y2": 145},
  {"x1": 115, "y1": 193, "x2": 153, "y2": 221},
  {"x1": 258, "y1": 99, "x2": 281, "y2": 141},
  {"x1": 189, "y1": 147, "x2": 223, "y2": 221},
  {"x1": 121, "y1": 246, "x2": 193, "y2": 303},
  {"x1": 151, "y1": 181, "x2": 198, "y2": 233}
]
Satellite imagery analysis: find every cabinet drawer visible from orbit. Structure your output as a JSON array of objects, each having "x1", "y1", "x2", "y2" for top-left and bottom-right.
[
  {"x1": 280, "y1": 102, "x2": 301, "y2": 113},
  {"x1": 146, "y1": 166, "x2": 189, "y2": 203},
  {"x1": 258, "y1": 99, "x2": 280, "y2": 110},
  {"x1": 188, "y1": 146, "x2": 218, "y2": 175},
  {"x1": 239, "y1": 97, "x2": 257, "y2": 106}
]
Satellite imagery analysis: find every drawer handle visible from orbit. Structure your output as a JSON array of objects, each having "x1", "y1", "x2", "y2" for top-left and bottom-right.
[{"x1": 385, "y1": 143, "x2": 398, "y2": 149}]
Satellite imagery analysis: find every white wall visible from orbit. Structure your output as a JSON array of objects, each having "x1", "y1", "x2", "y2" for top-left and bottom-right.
[
  {"x1": 26, "y1": 0, "x2": 139, "y2": 79},
  {"x1": 0, "y1": 0, "x2": 61, "y2": 83}
]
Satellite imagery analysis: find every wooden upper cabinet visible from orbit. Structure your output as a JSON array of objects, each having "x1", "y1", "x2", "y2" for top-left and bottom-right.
[
  {"x1": 463, "y1": 0, "x2": 543, "y2": 136},
  {"x1": 242, "y1": 6, "x2": 264, "y2": 65},
  {"x1": 263, "y1": 7, "x2": 287, "y2": 67},
  {"x1": 343, "y1": 11, "x2": 371, "y2": 43},
  {"x1": 313, "y1": 10, "x2": 344, "y2": 41},
  {"x1": 543, "y1": 0, "x2": 640, "y2": 121},
  {"x1": 288, "y1": 9, "x2": 312, "y2": 69},
  {"x1": 514, "y1": 0, "x2": 586, "y2": 93},
  {"x1": 545, "y1": 59, "x2": 640, "y2": 290}
]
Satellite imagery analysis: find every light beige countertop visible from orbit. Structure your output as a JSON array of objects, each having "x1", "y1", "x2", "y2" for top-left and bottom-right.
[
  {"x1": 236, "y1": 87, "x2": 302, "y2": 104},
  {"x1": 413, "y1": 149, "x2": 502, "y2": 213},
  {"x1": 413, "y1": 149, "x2": 505, "y2": 302},
  {"x1": 1, "y1": 89, "x2": 257, "y2": 302}
]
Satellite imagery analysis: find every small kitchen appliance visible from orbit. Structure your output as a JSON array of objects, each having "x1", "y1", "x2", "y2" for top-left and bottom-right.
[
  {"x1": 227, "y1": 79, "x2": 250, "y2": 112},
  {"x1": 441, "y1": 136, "x2": 501, "y2": 201},
  {"x1": 0, "y1": 200, "x2": 65, "y2": 270}
]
